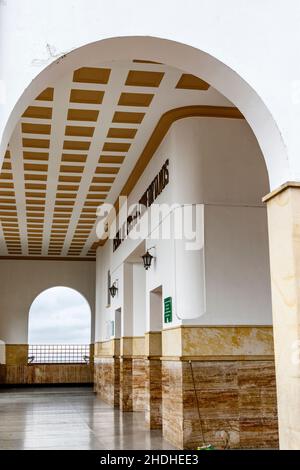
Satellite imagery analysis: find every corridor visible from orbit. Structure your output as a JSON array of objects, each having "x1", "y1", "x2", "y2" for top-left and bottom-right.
[{"x1": 0, "y1": 387, "x2": 174, "y2": 450}]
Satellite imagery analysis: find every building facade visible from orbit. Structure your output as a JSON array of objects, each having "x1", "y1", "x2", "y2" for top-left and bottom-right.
[{"x1": 0, "y1": 0, "x2": 300, "y2": 450}]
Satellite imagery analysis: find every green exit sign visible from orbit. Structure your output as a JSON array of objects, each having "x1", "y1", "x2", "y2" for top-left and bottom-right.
[{"x1": 164, "y1": 296, "x2": 172, "y2": 323}]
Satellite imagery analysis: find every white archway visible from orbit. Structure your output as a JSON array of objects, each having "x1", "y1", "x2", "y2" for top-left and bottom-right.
[
  {"x1": 28, "y1": 286, "x2": 91, "y2": 344},
  {"x1": 0, "y1": 36, "x2": 289, "y2": 190}
]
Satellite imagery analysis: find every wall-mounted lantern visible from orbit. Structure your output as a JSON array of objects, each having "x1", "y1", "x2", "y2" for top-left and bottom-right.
[
  {"x1": 109, "y1": 281, "x2": 118, "y2": 298},
  {"x1": 141, "y1": 247, "x2": 156, "y2": 270}
]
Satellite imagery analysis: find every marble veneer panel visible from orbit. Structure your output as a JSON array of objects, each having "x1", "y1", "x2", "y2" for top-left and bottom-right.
[
  {"x1": 162, "y1": 360, "x2": 279, "y2": 449},
  {"x1": 145, "y1": 332, "x2": 163, "y2": 356},
  {"x1": 162, "y1": 326, "x2": 274, "y2": 358},
  {"x1": 0, "y1": 365, "x2": 5, "y2": 384},
  {"x1": 162, "y1": 361, "x2": 184, "y2": 448},
  {"x1": 132, "y1": 358, "x2": 146, "y2": 411},
  {"x1": 4, "y1": 364, "x2": 93, "y2": 384},
  {"x1": 119, "y1": 358, "x2": 133, "y2": 411},
  {"x1": 5, "y1": 345, "x2": 28, "y2": 365},
  {"x1": 94, "y1": 358, "x2": 120, "y2": 407},
  {"x1": 120, "y1": 337, "x2": 145, "y2": 356},
  {"x1": 145, "y1": 359, "x2": 163, "y2": 429},
  {"x1": 238, "y1": 361, "x2": 278, "y2": 448},
  {"x1": 94, "y1": 339, "x2": 119, "y2": 357}
]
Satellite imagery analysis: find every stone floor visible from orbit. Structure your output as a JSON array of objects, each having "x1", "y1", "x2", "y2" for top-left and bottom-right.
[{"x1": 0, "y1": 386, "x2": 175, "y2": 450}]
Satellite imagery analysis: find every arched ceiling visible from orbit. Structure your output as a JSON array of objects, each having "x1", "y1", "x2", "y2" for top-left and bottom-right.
[{"x1": 0, "y1": 60, "x2": 237, "y2": 260}]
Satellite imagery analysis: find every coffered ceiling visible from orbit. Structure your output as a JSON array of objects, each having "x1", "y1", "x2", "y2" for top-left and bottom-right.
[{"x1": 0, "y1": 60, "x2": 235, "y2": 260}]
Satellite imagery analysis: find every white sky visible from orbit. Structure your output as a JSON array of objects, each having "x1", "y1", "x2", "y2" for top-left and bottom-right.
[{"x1": 28, "y1": 286, "x2": 91, "y2": 344}]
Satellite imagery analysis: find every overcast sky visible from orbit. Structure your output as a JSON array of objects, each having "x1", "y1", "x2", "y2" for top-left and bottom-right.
[{"x1": 28, "y1": 286, "x2": 91, "y2": 344}]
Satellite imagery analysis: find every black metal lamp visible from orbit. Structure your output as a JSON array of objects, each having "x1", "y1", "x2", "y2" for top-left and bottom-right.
[
  {"x1": 109, "y1": 282, "x2": 118, "y2": 298},
  {"x1": 141, "y1": 248, "x2": 155, "y2": 270}
]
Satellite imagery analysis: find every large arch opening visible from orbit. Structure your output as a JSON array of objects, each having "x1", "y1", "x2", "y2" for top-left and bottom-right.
[
  {"x1": 0, "y1": 38, "x2": 275, "y2": 260},
  {"x1": 28, "y1": 286, "x2": 91, "y2": 363},
  {"x1": 0, "y1": 36, "x2": 289, "y2": 190},
  {"x1": 0, "y1": 35, "x2": 282, "y2": 449}
]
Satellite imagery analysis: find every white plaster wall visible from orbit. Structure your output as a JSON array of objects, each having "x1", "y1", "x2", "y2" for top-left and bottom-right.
[
  {"x1": 149, "y1": 289, "x2": 163, "y2": 332},
  {"x1": 203, "y1": 205, "x2": 272, "y2": 325},
  {"x1": 122, "y1": 263, "x2": 133, "y2": 337},
  {"x1": 1, "y1": 0, "x2": 300, "y2": 188},
  {"x1": 169, "y1": 117, "x2": 271, "y2": 324},
  {"x1": 96, "y1": 261, "x2": 146, "y2": 340},
  {"x1": 95, "y1": 130, "x2": 175, "y2": 341},
  {"x1": 0, "y1": 259, "x2": 96, "y2": 343},
  {"x1": 95, "y1": 115, "x2": 271, "y2": 338},
  {"x1": 132, "y1": 264, "x2": 146, "y2": 337},
  {"x1": 171, "y1": 118, "x2": 269, "y2": 205},
  {"x1": 95, "y1": 246, "x2": 112, "y2": 342},
  {"x1": 95, "y1": 243, "x2": 128, "y2": 341}
]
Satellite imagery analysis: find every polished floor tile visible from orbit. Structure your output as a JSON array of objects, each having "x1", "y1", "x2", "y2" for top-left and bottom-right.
[{"x1": 0, "y1": 386, "x2": 175, "y2": 450}]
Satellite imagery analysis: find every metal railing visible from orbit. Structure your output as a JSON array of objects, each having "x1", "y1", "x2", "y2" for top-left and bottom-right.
[{"x1": 28, "y1": 344, "x2": 90, "y2": 364}]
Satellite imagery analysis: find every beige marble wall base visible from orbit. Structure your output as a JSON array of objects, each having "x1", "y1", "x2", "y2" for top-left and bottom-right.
[
  {"x1": 145, "y1": 359, "x2": 162, "y2": 429},
  {"x1": 5, "y1": 344, "x2": 28, "y2": 365},
  {"x1": 94, "y1": 328, "x2": 278, "y2": 449},
  {"x1": 144, "y1": 331, "x2": 162, "y2": 429},
  {"x1": 162, "y1": 326, "x2": 274, "y2": 358},
  {"x1": 119, "y1": 358, "x2": 133, "y2": 411},
  {"x1": 0, "y1": 365, "x2": 5, "y2": 384},
  {"x1": 162, "y1": 359, "x2": 278, "y2": 450},
  {"x1": 94, "y1": 357, "x2": 120, "y2": 407},
  {"x1": 2, "y1": 364, "x2": 93, "y2": 384},
  {"x1": 132, "y1": 358, "x2": 146, "y2": 411}
]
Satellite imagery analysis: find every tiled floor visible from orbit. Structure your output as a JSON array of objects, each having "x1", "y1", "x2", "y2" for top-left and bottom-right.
[{"x1": 0, "y1": 386, "x2": 175, "y2": 450}]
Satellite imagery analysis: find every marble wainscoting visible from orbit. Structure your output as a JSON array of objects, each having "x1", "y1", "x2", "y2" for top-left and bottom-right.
[
  {"x1": 5, "y1": 344, "x2": 28, "y2": 365},
  {"x1": 94, "y1": 337, "x2": 146, "y2": 411},
  {"x1": 145, "y1": 359, "x2": 162, "y2": 429},
  {"x1": 162, "y1": 359, "x2": 278, "y2": 449},
  {"x1": 119, "y1": 357, "x2": 133, "y2": 411},
  {"x1": 162, "y1": 326, "x2": 274, "y2": 358},
  {"x1": 94, "y1": 357, "x2": 120, "y2": 407},
  {"x1": 145, "y1": 332, "x2": 163, "y2": 429},
  {"x1": 132, "y1": 358, "x2": 146, "y2": 411},
  {"x1": 94, "y1": 327, "x2": 278, "y2": 449},
  {"x1": 94, "y1": 339, "x2": 120, "y2": 407},
  {"x1": 3, "y1": 364, "x2": 93, "y2": 384},
  {"x1": 0, "y1": 365, "x2": 6, "y2": 383},
  {"x1": 94, "y1": 334, "x2": 162, "y2": 423},
  {"x1": 119, "y1": 337, "x2": 146, "y2": 412},
  {"x1": 161, "y1": 326, "x2": 278, "y2": 449}
]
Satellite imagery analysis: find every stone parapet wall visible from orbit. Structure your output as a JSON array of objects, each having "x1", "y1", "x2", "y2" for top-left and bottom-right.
[
  {"x1": 1, "y1": 364, "x2": 93, "y2": 385},
  {"x1": 0, "y1": 344, "x2": 94, "y2": 385}
]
